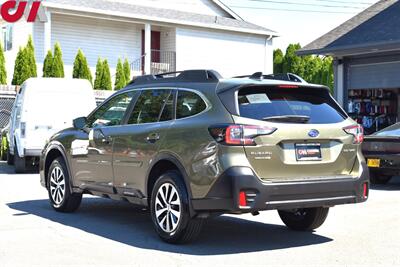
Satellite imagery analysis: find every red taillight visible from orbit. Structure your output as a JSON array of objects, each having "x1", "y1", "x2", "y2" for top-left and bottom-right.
[
  {"x1": 239, "y1": 191, "x2": 247, "y2": 207},
  {"x1": 363, "y1": 183, "x2": 368, "y2": 199},
  {"x1": 278, "y1": 85, "x2": 299, "y2": 89},
  {"x1": 343, "y1": 124, "x2": 364, "y2": 144},
  {"x1": 209, "y1": 124, "x2": 277, "y2": 146}
]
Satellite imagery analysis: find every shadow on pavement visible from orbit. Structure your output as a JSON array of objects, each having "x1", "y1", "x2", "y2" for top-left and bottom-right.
[
  {"x1": 0, "y1": 161, "x2": 38, "y2": 175},
  {"x1": 7, "y1": 198, "x2": 332, "y2": 255},
  {"x1": 370, "y1": 176, "x2": 400, "y2": 191}
]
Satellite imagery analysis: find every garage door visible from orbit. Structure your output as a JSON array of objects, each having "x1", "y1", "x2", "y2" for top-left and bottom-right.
[{"x1": 348, "y1": 61, "x2": 400, "y2": 89}]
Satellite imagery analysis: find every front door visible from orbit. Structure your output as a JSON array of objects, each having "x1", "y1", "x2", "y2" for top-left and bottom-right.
[
  {"x1": 113, "y1": 89, "x2": 175, "y2": 197},
  {"x1": 73, "y1": 91, "x2": 136, "y2": 193}
]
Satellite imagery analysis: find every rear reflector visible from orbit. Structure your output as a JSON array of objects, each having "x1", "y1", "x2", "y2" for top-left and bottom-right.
[
  {"x1": 239, "y1": 191, "x2": 247, "y2": 207},
  {"x1": 363, "y1": 183, "x2": 368, "y2": 199}
]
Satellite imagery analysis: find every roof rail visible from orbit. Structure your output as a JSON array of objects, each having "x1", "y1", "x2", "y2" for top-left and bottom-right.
[
  {"x1": 129, "y1": 70, "x2": 222, "y2": 86},
  {"x1": 234, "y1": 72, "x2": 307, "y2": 83}
]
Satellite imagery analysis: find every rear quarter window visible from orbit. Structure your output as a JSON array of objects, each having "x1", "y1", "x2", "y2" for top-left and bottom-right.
[
  {"x1": 176, "y1": 91, "x2": 207, "y2": 119},
  {"x1": 238, "y1": 86, "x2": 347, "y2": 124}
]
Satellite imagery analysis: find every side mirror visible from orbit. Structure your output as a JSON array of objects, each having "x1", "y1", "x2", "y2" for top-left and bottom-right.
[{"x1": 73, "y1": 117, "x2": 87, "y2": 130}]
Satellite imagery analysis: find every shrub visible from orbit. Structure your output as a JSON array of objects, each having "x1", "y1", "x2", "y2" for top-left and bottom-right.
[
  {"x1": 12, "y1": 47, "x2": 31, "y2": 85},
  {"x1": 114, "y1": 58, "x2": 126, "y2": 90},
  {"x1": 26, "y1": 35, "x2": 37, "y2": 77},
  {"x1": 0, "y1": 43, "x2": 7, "y2": 84},
  {"x1": 94, "y1": 57, "x2": 103, "y2": 90},
  {"x1": 123, "y1": 58, "x2": 131, "y2": 83},
  {"x1": 73, "y1": 49, "x2": 93, "y2": 85},
  {"x1": 43, "y1": 50, "x2": 53, "y2": 77},
  {"x1": 52, "y1": 42, "x2": 64, "y2": 78},
  {"x1": 101, "y1": 59, "x2": 112, "y2": 90}
]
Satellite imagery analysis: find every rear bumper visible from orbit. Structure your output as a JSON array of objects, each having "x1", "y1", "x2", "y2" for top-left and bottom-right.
[
  {"x1": 24, "y1": 149, "x2": 42, "y2": 157},
  {"x1": 192, "y1": 164, "x2": 369, "y2": 213}
]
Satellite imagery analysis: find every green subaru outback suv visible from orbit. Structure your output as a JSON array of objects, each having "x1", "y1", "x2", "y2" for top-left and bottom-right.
[{"x1": 40, "y1": 70, "x2": 369, "y2": 244}]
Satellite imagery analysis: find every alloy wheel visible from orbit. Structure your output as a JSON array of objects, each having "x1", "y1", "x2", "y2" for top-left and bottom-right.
[
  {"x1": 155, "y1": 183, "x2": 181, "y2": 233},
  {"x1": 49, "y1": 166, "x2": 66, "y2": 205}
]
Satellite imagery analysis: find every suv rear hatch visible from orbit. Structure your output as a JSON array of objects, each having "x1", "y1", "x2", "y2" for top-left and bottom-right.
[{"x1": 218, "y1": 84, "x2": 361, "y2": 181}]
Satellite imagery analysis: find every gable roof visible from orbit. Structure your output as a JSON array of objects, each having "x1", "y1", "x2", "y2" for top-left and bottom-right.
[
  {"x1": 298, "y1": 0, "x2": 400, "y2": 56},
  {"x1": 210, "y1": 0, "x2": 244, "y2": 20},
  {"x1": 43, "y1": 0, "x2": 276, "y2": 36}
]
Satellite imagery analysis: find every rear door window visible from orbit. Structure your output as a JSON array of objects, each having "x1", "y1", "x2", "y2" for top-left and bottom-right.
[
  {"x1": 238, "y1": 87, "x2": 347, "y2": 124},
  {"x1": 176, "y1": 91, "x2": 207, "y2": 119},
  {"x1": 128, "y1": 89, "x2": 171, "y2": 124}
]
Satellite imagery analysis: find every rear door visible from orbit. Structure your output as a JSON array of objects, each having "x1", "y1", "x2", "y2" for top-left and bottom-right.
[
  {"x1": 232, "y1": 85, "x2": 357, "y2": 181},
  {"x1": 112, "y1": 89, "x2": 174, "y2": 196}
]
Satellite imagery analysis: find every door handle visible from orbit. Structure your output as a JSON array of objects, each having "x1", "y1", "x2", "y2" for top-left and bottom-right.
[{"x1": 146, "y1": 133, "x2": 160, "y2": 143}]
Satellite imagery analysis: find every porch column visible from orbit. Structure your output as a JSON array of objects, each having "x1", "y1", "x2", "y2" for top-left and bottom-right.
[
  {"x1": 144, "y1": 23, "x2": 151, "y2": 75},
  {"x1": 44, "y1": 11, "x2": 51, "y2": 56},
  {"x1": 334, "y1": 58, "x2": 344, "y2": 107}
]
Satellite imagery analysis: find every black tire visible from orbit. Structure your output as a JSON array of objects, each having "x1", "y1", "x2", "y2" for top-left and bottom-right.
[
  {"x1": 47, "y1": 157, "x2": 82, "y2": 213},
  {"x1": 370, "y1": 172, "x2": 392, "y2": 185},
  {"x1": 14, "y1": 146, "x2": 26, "y2": 173},
  {"x1": 150, "y1": 171, "x2": 203, "y2": 244},
  {"x1": 278, "y1": 207, "x2": 329, "y2": 231},
  {"x1": 7, "y1": 147, "x2": 14, "y2": 165}
]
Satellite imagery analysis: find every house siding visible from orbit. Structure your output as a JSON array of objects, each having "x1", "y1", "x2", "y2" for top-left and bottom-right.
[
  {"x1": 33, "y1": 22, "x2": 45, "y2": 63},
  {"x1": 43, "y1": 13, "x2": 141, "y2": 79},
  {"x1": 175, "y1": 27, "x2": 270, "y2": 77},
  {"x1": 160, "y1": 28, "x2": 176, "y2": 52}
]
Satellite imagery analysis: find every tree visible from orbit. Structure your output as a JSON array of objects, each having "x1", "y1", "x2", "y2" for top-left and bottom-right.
[
  {"x1": 114, "y1": 58, "x2": 126, "y2": 90},
  {"x1": 123, "y1": 58, "x2": 131, "y2": 83},
  {"x1": 277, "y1": 43, "x2": 334, "y2": 94},
  {"x1": 12, "y1": 48, "x2": 23, "y2": 85},
  {"x1": 26, "y1": 35, "x2": 37, "y2": 77},
  {"x1": 94, "y1": 57, "x2": 103, "y2": 90},
  {"x1": 320, "y1": 57, "x2": 334, "y2": 94},
  {"x1": 43, "y1": 50, "x2": 53, "y2": 77},
  {"x1": 52, "y1": 42, "x2": 64, "y2": 78},
  {"x1": 0, "y1": 43, "x2": 7, "y2": 84},
  {"x1": 73, "y1": 49, "x2": 93, "y2": 84},
  {"x1": 283, "y1": 43, "x2": 304, "y2": 76},
  {"x1": 302, "y1": 55, "x2": 321, "y2": 83},
  {"x1": 101, "y1": 59, "x2": 112, "y2": 90},
  {"x1": 273, "y1": 49, "x2": 284, "y2": 74},
  {"x1": 12, "y1": 47, "x2": 32, "y2": 85}
]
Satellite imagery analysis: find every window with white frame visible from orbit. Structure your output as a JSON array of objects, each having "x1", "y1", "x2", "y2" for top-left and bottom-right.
[{"x1": 2, "y1": 24, "x2": 13, "y2": 51}]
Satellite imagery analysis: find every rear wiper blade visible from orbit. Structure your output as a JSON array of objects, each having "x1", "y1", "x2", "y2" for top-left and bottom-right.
[{"x1": 262, "y1": 115, "x2": 310, "y2": 123}]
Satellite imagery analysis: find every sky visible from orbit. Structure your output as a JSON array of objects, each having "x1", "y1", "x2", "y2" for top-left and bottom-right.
[{"x1": 221, "y1": 0, "x2": 381, "y2": 52}]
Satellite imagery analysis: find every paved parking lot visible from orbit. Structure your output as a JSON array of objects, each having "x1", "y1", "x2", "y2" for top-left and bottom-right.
[{"x1": 0, "y1": 161, "x2": 399, "y2": 267}]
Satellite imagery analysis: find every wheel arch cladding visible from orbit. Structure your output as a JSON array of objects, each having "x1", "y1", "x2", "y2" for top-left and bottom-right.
[
  {"x1": 44, "y1": 148, "x2": 65, "y2": 187},
  {"x1": 146, "y1": 156, "x2": 193, "y2": 205}
]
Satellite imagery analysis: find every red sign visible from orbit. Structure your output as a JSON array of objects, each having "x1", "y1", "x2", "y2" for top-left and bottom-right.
[{"x1": 1, "y1": 1, "x2": 42, "y2": 23}]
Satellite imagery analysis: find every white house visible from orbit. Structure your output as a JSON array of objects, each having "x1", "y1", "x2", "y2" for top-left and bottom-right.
[{"x1": 1, "y1": 0, "x2": 277, "y2": 85}]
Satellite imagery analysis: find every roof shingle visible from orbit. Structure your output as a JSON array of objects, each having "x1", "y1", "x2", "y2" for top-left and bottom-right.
[
  {"x1": 43, "y1": 0, "x2": 277, "y2": 36},
  {"x1": 299, "y1": 0, "x2": 400, "y2": 55}
]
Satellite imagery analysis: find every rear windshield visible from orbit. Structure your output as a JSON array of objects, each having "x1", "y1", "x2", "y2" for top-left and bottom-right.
[{"x1": 237, "y1": 87, "x2": 347, "y2": 124}]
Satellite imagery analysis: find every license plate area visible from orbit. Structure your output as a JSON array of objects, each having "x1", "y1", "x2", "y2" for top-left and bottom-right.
[
  {"x1": 295, "y1": 143, "x2": 322, "y2": 161},
  {"x1": 367, "y1": 158, "x2": 380, "y2": 168}
]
